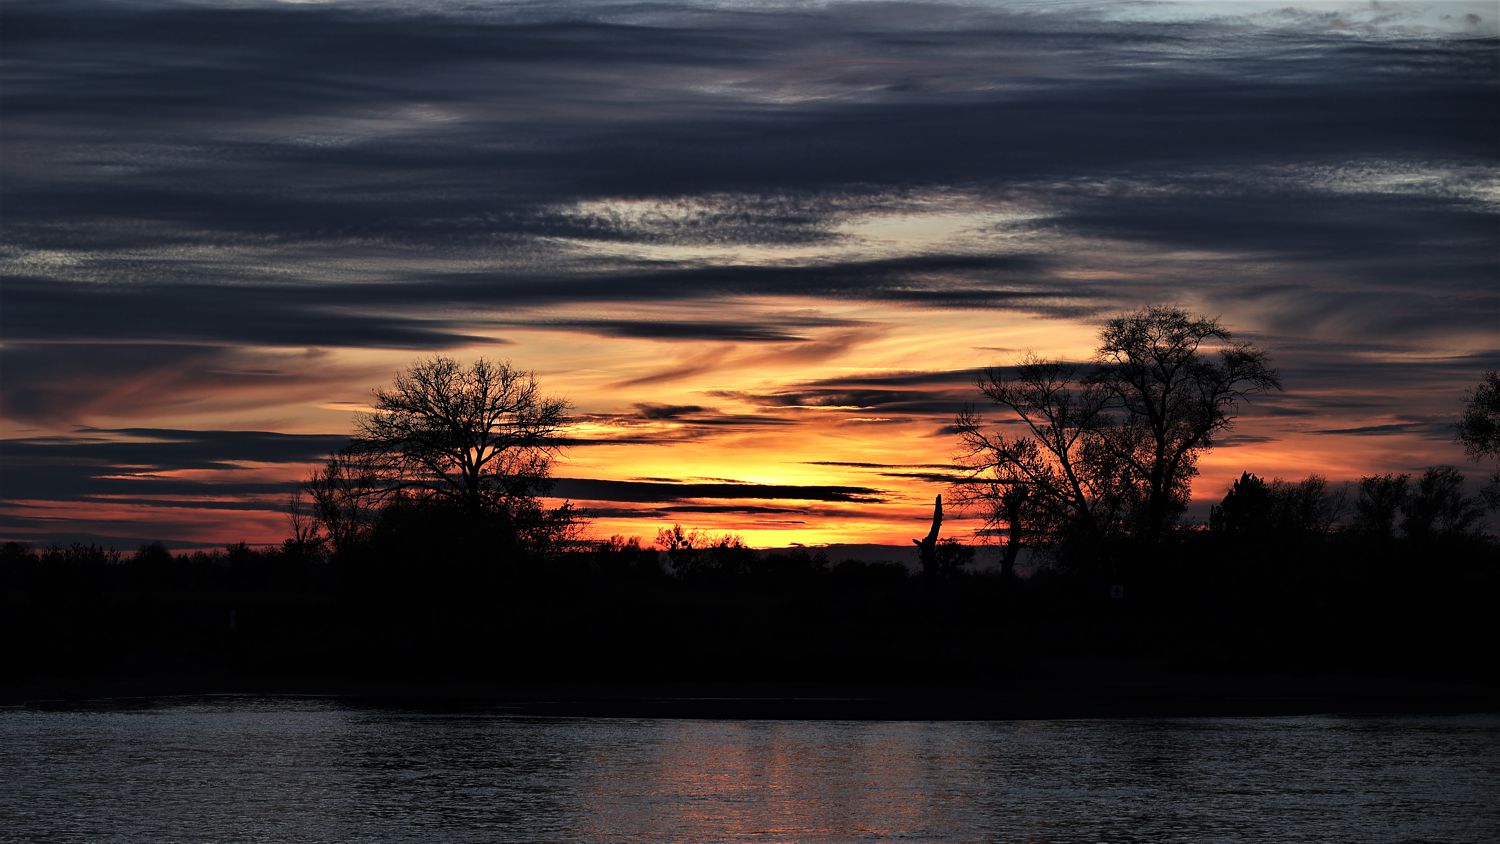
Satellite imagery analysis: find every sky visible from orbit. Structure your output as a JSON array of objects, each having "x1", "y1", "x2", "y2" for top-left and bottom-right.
[{"x1": 1, "y1": 0, "x2": 1496, "y2": 551}]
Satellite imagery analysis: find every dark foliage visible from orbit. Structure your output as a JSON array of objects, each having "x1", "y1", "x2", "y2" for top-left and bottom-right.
[
  {"x1": 1456, "y1": 370, "x2": 1500, "y2": 508},
  {"x1": 305, "y1": 357, "x2": 577, "y2": 563},
  {"x1": 1402, "y1": 466, "x2": 1485, "y2": 541},
  {"x1": 1353, "y1": 473, "x2": 1410, "y2": 539},
  {"x1": 4, "y1": 500, "x2": 1495, "y2": 697},
  {"x1": 955, "y1": 306, "x2": 1280, "y2": 567}
]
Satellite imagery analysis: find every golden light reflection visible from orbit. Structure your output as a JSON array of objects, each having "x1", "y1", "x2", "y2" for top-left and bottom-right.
[{"x1": 575, "y1": 721, "x2": 962, "y2": 840}]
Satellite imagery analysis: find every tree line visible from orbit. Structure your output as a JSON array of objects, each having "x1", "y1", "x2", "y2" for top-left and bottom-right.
[
  {"x1": 4, "y1": 307, "x2": 1496, "y2": 694},
  {"x1": 953, "y1": 306, "x2": 1497, "y2": 574},
  {"x1": 282, "y1": 305, "x2": 1494, "y2": 576}
]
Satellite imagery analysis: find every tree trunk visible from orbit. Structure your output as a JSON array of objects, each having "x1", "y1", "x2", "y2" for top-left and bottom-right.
[
  {"x1": 1001, "y1": 492, "x2": 1023, "y2": 579},
  {"x1": 913, "y1": 495, "x2": 942, "y2": 578}
]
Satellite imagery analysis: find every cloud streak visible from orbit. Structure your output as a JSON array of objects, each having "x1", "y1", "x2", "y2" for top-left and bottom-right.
[{"x1": 2, "y1": 0, "x2": 1495, "y2": 546}]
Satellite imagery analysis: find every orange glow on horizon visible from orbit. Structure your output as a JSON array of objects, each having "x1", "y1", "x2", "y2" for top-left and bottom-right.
[{"x1": 1, "y1": 298, "x2": 1489, "y2": 551}]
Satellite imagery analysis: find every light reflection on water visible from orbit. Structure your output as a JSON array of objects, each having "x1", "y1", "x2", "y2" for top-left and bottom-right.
[{"x1": 2, "y1": 700, "x2": 1497, "y2": 842}]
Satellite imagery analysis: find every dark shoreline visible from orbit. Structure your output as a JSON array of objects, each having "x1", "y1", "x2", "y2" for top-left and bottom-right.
[{"x1": 10, "y1": 672, "x2": 1499, "y2": 720}]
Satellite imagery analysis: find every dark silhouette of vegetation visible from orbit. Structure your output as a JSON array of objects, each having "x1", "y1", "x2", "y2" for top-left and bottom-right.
[
  {"x1": 952, "y1": 355, "x2": 1124, "y2": 559},
  {"x1": 1402, "y1": 465, "x2": 1485, "y2": 541},
  {"x1": 1209, "y1": 472, "x2": 1273, "y2": 539},
  {"x1": 306, "y1": 357, "x2": 576, "y2": 564},
  {"x1": 1094, "y1": 307, "x2": 1281, "y2": 545},
  {"x1": 1457, "y1": 370, "x2": 1500, "y2": 507},
  {"x1": 3, "y1": 343, "x2": 1496, "y2": 710},
  {"x1": 913, "y1": 495, "x2": 944, "y2": 578},
  {"x1": 654, "y1": 524, "x2": 753, "y2": 579},
  {"x1": 1347, "y1": 467, "x2": 1485, "y2": 542},
  {"x1": 5, "y1": 482, "x2": 1494, "y2": 700},
  {"x1": 932, "y1": 537, "x2": 975, "y2": 577},
  {"x1": 1210, "y1": 473, "x2": 1344, "y2": 550},
  {"x1": 955, "y1": 306, "x2": 1279, "y2": 567},
  {"x1": 1353, "y1": 473, "x2": 1410, "y2": 539}
]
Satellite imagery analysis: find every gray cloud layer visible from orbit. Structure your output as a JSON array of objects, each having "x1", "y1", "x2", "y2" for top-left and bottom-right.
[{"x1": 5, "y1": 2, "x2": 1493, "y2": 339}]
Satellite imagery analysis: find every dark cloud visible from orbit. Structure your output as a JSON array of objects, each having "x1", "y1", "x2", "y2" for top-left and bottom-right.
[
  {"x1": 0, "y1": 424, "x2": 353, "y2": 545},
  {"x1": 0, "y1": 426, "x2": 344, "y2": 544},
  {"x1": 0, "y1": 343, "x2": 380, "y2": 425},
  {"x1": 1309, "y1": 420, "x2": 1454, "y2": 438},
  {"x1": 577, "y1": 503, "x2": 835, "y2": 520},
  {"x1": 876, "y1": 471, "x2": 967, "y2": 485},
  {"x1": 410, "y1": 307, "x2": 864, "y2": 346},
  {"x1": 4, "y1": 469, "x2": 295, "y2": 504},
  {"x1": 512, "y1": 321, "x2": 808, "y2": 343},
  {"x1": 551, "y1": 478, "x2": 885, "y2": 504},
  {"x1": 631, "y1": 404, "x2": 794, "y2": 427},
  {"x1": 555, "y1": 405, "x2": 802, "y2": 449},
  {"x1": 7, "y1": 0, "x2": 1490, "y2": 351},
  {"x1": 0, "y1": 277, "x2": 499, "y2": 350},
  {"x1": 1214, "y1": 435, "x2": 1278, "y2": 447},
  {"x1": 635, "y1": 404, "x2": 707, "y2": 420},
  {"x1": 805, "y1": 461, "x2": 957, "y2": 470},
  {"x1": 713, "y1": 364, "x2": 1090, "y2": 421},
  {"x1": 4, "y1": 254, "x2": 1068, "y2": 345},
  {"x1": 707, "y1": 368, "x2": 989, "y2": 415},
  {"x1": 550, "y1": 435, "x2": 674, "y2": 447},
  {"x1": 5, "y1": 427, "x2": 347, "y2": 470},
  {"x1": 737, "y1": 389, "x2": 972, "y2": 415},
  {"x1": 0, "y1": 426, "x2": 343, "y2": 505}
]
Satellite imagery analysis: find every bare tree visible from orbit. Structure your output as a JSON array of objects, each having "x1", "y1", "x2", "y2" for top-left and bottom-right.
[
  {"x1": 355, "y1": 357, "x2": 569, "y2": 517},
  {"x1": 284, "y1": 488, "x2": 325, "y2": 556},
  {"x1": 954, "y1": 307, "x2": 1279, "y2": 561},
  {"x1": 1090, "y1": 306, "x2": 1280, "y2": 546},
  {"x1": 305, "y1": 445, "x2": 384, "y2": 555},
  {"x1": 953, "y1": 357, "x2": 1126, "y2": 562},
  {"x1": 306, "y1": 357, "x2": 573, "y2": 556}
]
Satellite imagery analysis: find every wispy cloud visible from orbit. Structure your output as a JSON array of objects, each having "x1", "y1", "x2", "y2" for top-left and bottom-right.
[{"x1": 3, "y1": 0, "x2": 1495, "y2": 545}]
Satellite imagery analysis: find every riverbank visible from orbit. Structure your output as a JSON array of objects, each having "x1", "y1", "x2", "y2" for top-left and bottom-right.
[{"x1": 11, "y1": 668, "x2": 1498, "y2": 719}]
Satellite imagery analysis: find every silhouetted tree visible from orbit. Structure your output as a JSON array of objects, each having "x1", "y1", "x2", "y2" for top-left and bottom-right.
[
  {"x1": 655, "y1": 523, "x2": 698, "y2": 561},
  {"x1": 654, "y1": 524, "x2": 750, "y2": 578},
  {"x1": 134, "y1": 541, "x2": 173, "y2": 568},
  {"x1": 933, "y1": 537, "x2": 975, "y2": 576},
  {"x1": 1212, "y1": 472, "x2": 1343, "y2": 544},
  {"x1": 995, "y1": 485, "x2": 1029, "y2": 578},
  {"x1": 1209, "y1": 472, "x2": 1272, "y2": 538},
  {"x1": 1353, "y1": 472, "x2": 1409, "y2": 539},
  {"x1": 913, "y1": 494, "x2": 945, "y2": 578},
  {"x1": 956, "y1": 307, "x2": 1278, "y2": 560},
  {"x1": 306, "y1": 357, "x2": 575, "y2": 559},
  {"x1": 283, "y1": 489, "x2": 325, "y2": 559},
  {"x1": 1456, "y1": 370, "x2": 1500, "y2": 507},
  {"x1": 358, "y1": 357, "x2": 568, "y2": 516},
  {"x1": 1401, "y1": 466, "x2": 1483, "y2": 541},
  {"x1": 953, "y1": 356, "x2": 1127, "y2": 561},
  {"x1": 305, "y1": 445, "x2": 383, "y2": 555},
  {"x1": 1268, "y1": 475, "x2": 1345, "y2": 538},
  {"x1": 1091, "y1": 306, "x2": 1281, "y2": 546}
]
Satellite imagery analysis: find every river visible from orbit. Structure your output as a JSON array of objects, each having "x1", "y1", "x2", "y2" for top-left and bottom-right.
[{"x1": 3, "y1": 699, "x2": 1497, "y2": 842}]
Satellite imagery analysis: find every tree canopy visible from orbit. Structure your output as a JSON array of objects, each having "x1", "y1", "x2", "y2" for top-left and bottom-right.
[
  {"x1": 1456, "y1": 370, "x2": 1500, "y2": 508},
  {"x1": 306, "y1": 357, "x2": 574, "y2": 559},
  {"x1": 955, "y1": 305, "x2": 1280, "y2": 562}
]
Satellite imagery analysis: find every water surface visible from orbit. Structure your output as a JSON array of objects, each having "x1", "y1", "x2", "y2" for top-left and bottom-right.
[{"x1": 3, "y1": 699, "x2": 1497, "y2": 842}]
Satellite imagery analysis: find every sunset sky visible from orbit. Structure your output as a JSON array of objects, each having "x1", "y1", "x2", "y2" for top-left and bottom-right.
[{"x1": 2, "y1": 0, "x2": 1496, "y2": 551}]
